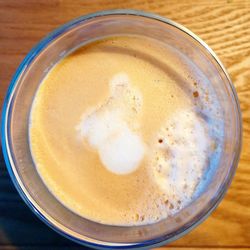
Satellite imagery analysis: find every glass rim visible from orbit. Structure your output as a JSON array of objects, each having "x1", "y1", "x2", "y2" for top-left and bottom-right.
[{"x1": 0, "y1": 9, "x2": 242, "y2": 249}]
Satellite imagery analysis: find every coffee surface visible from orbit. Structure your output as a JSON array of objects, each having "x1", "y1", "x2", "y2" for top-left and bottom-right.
[{"x1": 29, "y1": 36, "x2": 224, "y2": 225}]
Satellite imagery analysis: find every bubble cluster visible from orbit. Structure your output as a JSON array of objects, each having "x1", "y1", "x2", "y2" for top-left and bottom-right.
[{"x1": 150, "y1": 109, "x2": 211, "y2": 212}]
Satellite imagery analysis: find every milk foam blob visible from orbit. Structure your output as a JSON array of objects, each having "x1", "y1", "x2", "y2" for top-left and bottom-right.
[
  {"x1": 151, "y1": 109, "x2": 210, "y2": 212},
  {"x1": 76, "y1": 73, "x2": 145, "y2": 175}
]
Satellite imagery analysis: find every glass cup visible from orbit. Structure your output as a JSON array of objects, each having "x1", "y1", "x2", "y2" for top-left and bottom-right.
[{"x1": 1, "y1": 10, "x2": 242, "y2": 249}]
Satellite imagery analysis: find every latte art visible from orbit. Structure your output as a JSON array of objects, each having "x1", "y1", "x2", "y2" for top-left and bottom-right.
[
  {"x1": 76, "y1": 73, "x2": 145, "y2": 175},
  {"x1": 29, "y1": 36, "x2": 224, "y2": 225}
]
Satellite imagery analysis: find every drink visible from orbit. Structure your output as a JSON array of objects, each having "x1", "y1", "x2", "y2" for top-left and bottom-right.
[{"x1": 29, "y1": 36, "x2": 224, "y2": 226}]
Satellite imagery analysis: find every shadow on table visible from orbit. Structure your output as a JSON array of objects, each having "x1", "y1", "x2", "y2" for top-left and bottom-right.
[{"x1": 0, "y1": 149, "x2": 90, "y2": 249}]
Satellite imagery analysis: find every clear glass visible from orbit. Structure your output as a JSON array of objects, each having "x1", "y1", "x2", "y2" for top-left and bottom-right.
[{"x1": 1, "y1": 10, "x2": 242, "y2": 249}]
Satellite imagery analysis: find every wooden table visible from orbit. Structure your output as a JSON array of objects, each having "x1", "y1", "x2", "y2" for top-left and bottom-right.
[{"x1": 0, "y1": 1, "x2": 249, "y2": 249}]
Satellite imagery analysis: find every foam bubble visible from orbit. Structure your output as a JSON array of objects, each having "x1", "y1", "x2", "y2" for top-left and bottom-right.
[{"x1": 76, "y1": 72, "x2": 145, "y2": 175}]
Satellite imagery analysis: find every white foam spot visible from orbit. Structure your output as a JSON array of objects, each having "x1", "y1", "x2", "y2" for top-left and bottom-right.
[
  {"x1": 99, "y1": 127, "x2": 145, "y2": 175},
  {"x1": 76, "y1": 72, "x2": 145, "y2": 175},
  {"x1": 77, "y1": 109, "x2": 124, "y2": 148}
]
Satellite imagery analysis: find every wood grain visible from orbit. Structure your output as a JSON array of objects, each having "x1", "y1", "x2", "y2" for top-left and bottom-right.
[{"x1": 0, "y1": 0, "x2": 249, "y2": 249}]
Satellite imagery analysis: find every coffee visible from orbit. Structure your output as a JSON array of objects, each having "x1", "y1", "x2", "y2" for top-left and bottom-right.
[{"x1": 29, "y1": 36, "x2": 224, "y2": 225}]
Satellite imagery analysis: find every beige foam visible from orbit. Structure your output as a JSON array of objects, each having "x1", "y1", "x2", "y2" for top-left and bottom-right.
[{"x1": 29, "y1": 36, "x2": 223, "y2": 226}]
